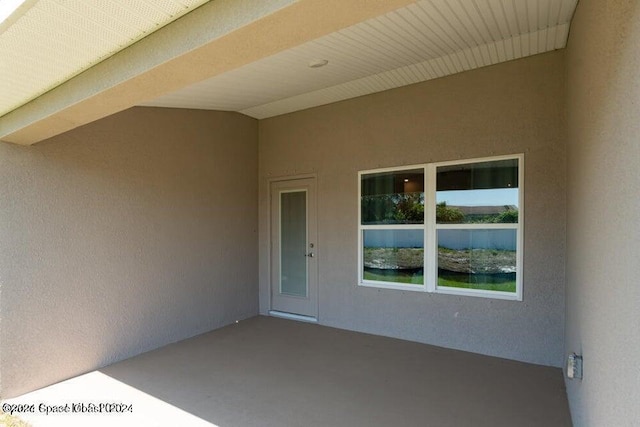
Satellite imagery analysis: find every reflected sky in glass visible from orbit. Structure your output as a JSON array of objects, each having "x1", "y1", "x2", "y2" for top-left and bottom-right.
[{"x1": 437, "y1": 188, "x2": 518, "y2": 207}]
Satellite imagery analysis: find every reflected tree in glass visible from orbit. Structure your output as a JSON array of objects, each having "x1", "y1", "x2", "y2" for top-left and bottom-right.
[
  {"x1": 361, "y1": 169, "x2": 424, "y2": 225},
  {"x1": 436, "y1": 159, "x2": 519, "y2": 224}
]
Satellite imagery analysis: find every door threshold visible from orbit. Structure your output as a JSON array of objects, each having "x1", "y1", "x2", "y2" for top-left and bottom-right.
[{"x1": 269, "y1": 311, "x2": 318, "y2": 323}]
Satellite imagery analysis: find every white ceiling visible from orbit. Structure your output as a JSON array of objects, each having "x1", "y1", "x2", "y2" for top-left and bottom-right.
[
  {"x1": 141, "y1": 0, "x2": 579, "y2": 119},
  {"x1": 0, "y1": 0, "x2": 209, "y2": 117}
]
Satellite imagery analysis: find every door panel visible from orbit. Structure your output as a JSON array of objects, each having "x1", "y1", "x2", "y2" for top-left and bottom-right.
[{"x1": 270, "y1": 178, "x2": 317, "y2": 318}]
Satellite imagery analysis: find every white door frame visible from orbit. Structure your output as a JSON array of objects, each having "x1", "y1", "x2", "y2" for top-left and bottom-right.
[{"x1": 268, "y1": 174, "x2": 318, "y2": 322}]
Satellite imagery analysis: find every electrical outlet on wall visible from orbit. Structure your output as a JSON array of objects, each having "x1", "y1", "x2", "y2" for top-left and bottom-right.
[{"x1": 567, "y1": 353, "x2": 583, "y2": 379}]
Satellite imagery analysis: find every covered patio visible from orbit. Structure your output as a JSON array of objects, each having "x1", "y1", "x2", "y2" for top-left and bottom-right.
[
  {"x1": 1, "y1": 1, "x2": 639, "y2": 426},
  {"x1": 5, "y1": 316, "x2": 571, "y2": 426}
]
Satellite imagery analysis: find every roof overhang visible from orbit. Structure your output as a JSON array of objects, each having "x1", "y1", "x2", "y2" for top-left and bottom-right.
[
  {"x1": 0, "y1": 0, "x2": 578, "y2": 146},
  {"x1": 0, "y1": 0, "x2": 414, "y2": 145}
]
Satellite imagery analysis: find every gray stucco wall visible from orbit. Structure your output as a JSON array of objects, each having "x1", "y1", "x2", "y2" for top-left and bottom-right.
[
  {"x1": 0, "y1": 107, "x2": 259, "y2": 398},
  {"x1": 259, "y1": 50, "x2": 567, "y2": 367},
  {"x1": 565, "y1": 1, "x2": 640, "y2": 425}
]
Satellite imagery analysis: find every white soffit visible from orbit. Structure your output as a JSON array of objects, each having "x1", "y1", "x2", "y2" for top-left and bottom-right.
[
  {"x1": 0, "y1": 0, "x2": 209, "y2": 118},
  {"x1": 141, "y1": 0, "x2": 578, "y2": 119}
]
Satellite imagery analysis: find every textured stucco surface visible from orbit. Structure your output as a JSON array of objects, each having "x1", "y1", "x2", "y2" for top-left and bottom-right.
[
  {"x1": 565, "y1": 1, "x2": 640, "y2": 425},
  {"x1": 0, "y1": 107, "x2": 258, "y2": 397},
  {"x1": 259, "y1": 50, "x2": 567, "y2": 367}
]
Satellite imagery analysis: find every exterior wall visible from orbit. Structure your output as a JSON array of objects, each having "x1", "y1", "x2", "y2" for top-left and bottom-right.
[
  {"x1": 259, "y1": 50, "x2": 567, "y2": 367},
  {"x1": 0, "y1": 107, "x2": 259, "y2": 397},
  {"x1": 565, "y1": 1, "x2": 640, "y2": 425}
]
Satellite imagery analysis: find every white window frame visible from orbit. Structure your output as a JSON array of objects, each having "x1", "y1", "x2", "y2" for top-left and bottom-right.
[
  {"x1": 358, "y1": 154, "x2": 524, "y2": 301},
  {"x1": 358, "y1": 164, "x2": 426, "y2": 292}
]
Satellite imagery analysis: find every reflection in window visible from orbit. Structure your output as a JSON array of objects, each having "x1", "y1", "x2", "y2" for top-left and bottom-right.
[
  {"x1": 358, "y1": 154, "x2": 522, "y2": 299},
  {"x1": 437, "y1": 229, "x2": 516, "y2": 293},
  {"x1": 363, "y1": 230, "x2": 424, "y2": 285},
  {"x1": 361, "y1": 169, "x2": 424, "y2": 225},
  {"x1": 436, "y1": 159, "x2": 519, "y2": 224}
]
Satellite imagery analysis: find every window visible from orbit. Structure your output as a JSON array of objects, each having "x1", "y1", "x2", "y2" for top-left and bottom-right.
[
  {"x1": 358, "y1": 154, "x2": 523, "y2": 300},
  {"x1": 360, "y1": 168, "x2": 425, "y2": 288}
]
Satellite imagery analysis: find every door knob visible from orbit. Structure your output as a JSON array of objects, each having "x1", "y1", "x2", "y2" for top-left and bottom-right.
[{"x1": 306, "y1": 252, "x2": 314, "y2": 257}]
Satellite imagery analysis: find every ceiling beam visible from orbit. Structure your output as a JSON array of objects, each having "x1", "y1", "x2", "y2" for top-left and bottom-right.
[{"x1": 0, "y1": 0, "x2": 416, "y2": 146}]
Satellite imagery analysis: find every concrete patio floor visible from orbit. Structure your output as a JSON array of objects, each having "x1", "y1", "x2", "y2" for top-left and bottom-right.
[{"x1": 3, "y1": 316, "x2": 572, "y2": 426}]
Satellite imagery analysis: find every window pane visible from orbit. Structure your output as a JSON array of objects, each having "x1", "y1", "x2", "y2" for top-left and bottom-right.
[
  {"x1": 363, "y1": 229, "x2": 424, "y2": 285},
  {"x1": 280, "y1": 191, "x2": 307, "y2": 297},
  {"x1": 436, "y1": 159, "x2": 518, "y2": 224},
  {"x1": 437, "y1": 229, "x2": 516, "y2": 293},
  {"x1": 361, "y1": 169, "x2": 424, "y2": 225}
]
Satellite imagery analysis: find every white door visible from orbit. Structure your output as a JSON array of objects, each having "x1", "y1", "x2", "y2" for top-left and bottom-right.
[{"x1": 270, "y1": 178, "x2": 318, "y2": 319}]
